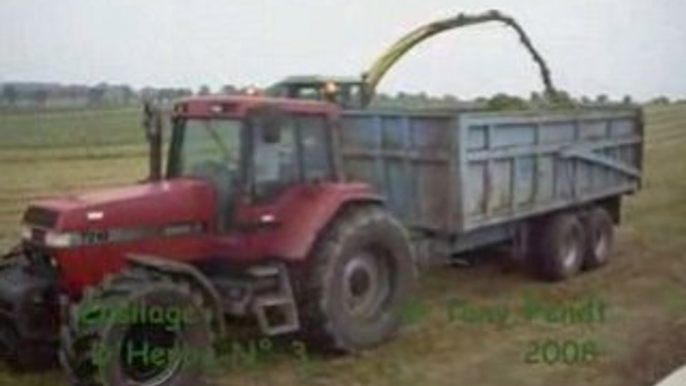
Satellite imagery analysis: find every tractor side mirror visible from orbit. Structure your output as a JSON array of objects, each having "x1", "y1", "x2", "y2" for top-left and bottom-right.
[
  {"x1": 142, "y1": 101, "x2": 163, "y2": 181},
  {"x1": 142, "y1": 101, "x2": 161, "y2": 142}
]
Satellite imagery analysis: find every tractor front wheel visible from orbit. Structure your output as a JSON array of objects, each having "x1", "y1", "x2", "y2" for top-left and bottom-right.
[{"x1": 59, "y1": 268, "x2": 217, "y2": 386}]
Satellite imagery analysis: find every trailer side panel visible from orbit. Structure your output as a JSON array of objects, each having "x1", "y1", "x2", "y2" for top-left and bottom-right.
[
  {"x1": 458, "y1": 109, "x2": 642, "y2": 232},
  {"x1": 338, "y1": 111, "x2": 455, "y2": 232},
  {"x1": 338, "y1": 108, "x2": 643, "y2": 237}
]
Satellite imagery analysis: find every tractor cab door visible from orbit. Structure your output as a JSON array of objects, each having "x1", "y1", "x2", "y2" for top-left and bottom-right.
[
  {"x1": 247, "y1": 107, "x2": 299, "y2": 202},
  {"x1": 246, "y1": 107, "x2": 335, "y2": 203}
]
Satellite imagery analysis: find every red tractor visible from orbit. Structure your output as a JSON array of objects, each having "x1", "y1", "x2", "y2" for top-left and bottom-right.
[{"x1": 0, "y1": 95, "x2": 416, "y2": 385}]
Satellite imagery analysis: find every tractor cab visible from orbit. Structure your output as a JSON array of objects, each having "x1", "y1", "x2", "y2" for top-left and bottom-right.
[
  {"x1": 158, "y1": 95, "x2": 339, "y2": 232},
  {"x1": 268, "y1": 75, "x2": 367, "y2": 109}
]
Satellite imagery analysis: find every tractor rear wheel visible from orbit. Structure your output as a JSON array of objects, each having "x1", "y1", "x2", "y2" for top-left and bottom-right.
[
  {"x1": 59, "y1": 268, "x2": 218, "y2": 386},
  {"x1": 294, "y1": 205, "x2": 416, "y2": 353}
]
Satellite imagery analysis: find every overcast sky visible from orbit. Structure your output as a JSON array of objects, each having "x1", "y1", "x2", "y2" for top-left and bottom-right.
[{"x1": 1, "y1": 0, "x2": 684, "y2": 100}]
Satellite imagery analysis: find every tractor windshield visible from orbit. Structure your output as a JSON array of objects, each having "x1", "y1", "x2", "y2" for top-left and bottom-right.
[
  {"x1": 168, "y1": 118, "x2": 243, "y2": 230},
  {"x1": 169, "y1": 118, "x2": 243, "y2": 178}
]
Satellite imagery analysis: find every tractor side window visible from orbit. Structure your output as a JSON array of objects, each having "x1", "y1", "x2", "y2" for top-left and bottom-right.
[
  {"x1": 296, "y1": 115, "x2": 332, "y2": 181},
  {"x1": 252, "y1": 117, "x2": 298, "y2": 199}
]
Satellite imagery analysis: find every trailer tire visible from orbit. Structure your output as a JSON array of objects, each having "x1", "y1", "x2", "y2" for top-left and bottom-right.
[
  {"x1": 583, "y1": 207, "x2": 615, "y2": 269},
  {"x1": 294, "y1": 205, "x2": 416, "y2": 353},
  {"x1": 532, "y1": 212, "x2": 585, "y2": 281},
  {"x1": 59, "y1": 268, "x2": 218, "y2": 386}
]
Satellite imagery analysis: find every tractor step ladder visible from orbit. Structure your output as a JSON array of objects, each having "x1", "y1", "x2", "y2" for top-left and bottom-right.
[{"x1": 249, "y1": 264, "x2": 300, "y2": 336}]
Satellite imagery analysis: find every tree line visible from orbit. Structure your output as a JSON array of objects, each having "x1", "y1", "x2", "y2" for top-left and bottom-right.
[
  {"x1": 372, "y1": 91, "x2": 679, "y2": 111},
  {"x1": 0, "y1": 81, "x2": 678, "y2": 109}
]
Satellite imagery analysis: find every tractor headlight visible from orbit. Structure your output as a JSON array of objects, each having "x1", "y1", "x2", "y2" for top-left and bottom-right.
[
  {"x1": 324, "y1": 81, "x2": 338, "y2": 94},
  {"x1": 44, "y1": 231, "x2": 78, "y2": 248}
]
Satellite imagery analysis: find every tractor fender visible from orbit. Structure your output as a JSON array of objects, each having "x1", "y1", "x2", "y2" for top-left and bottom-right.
[
  {"x1": 256, "y1": 183, "x2": 385, "y2": 262},
  {"x1": 125, "y1": 254, "x2": 225, "y2": 336}
]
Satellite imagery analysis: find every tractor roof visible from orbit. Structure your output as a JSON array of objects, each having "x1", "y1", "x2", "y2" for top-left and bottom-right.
[{"x1": 174, "y1": 94, "x2": 338, "y2": 118}]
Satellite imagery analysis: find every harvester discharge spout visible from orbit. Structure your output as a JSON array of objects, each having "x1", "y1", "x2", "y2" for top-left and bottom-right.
[{"x1": 360, "y1": 9, "x2": 558, "y2": 107}]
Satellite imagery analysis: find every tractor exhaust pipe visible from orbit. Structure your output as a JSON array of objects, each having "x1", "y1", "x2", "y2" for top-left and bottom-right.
[{"x1": 142, "y1": 101, "x2": 163, "y2": 181}]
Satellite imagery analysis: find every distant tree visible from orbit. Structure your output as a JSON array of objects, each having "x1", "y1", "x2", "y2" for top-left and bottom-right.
[
  {"x1": 549, "y1": 90, "x2": 576, "y2": 108},
  {"x1": 580, "y1": 96, "x2": 592, "y2": 105},
  {"x1": 154, "y1": 89, "x2": 168, "y2": 102},
  {"x1": 139, "y1": 87, "x2": 157, "y2": 102},
  {"x1": 442, "y1": 94, "x2": 458, "y2": 103},
  {"x1": 198, "y1": 85, "x2": 211, "y2": 96},
  {"x1": 32, "y1": 89, "x2": 49, "y2": 107},
  {"x1": 2, "y1": 85, "x2": 17, "y2": 106},
  {"x1": 375, "y1": 93, "x2": 391, "y2": 102},
  {"x1": 439, "y1": 94, "x2": 459, "y2": 108},
  {"x1": 173, "y1": 88, "x2": 193, "y2": 99},
  {"x1": 622, "y1": 95, "x2": 634, "y2": 105},
  {"x1": 121, "y1": 85, "x2": 135, "y2": 105},
  {"x1": 88, "y1": 85, "x2": 106, "y2": 106},
  {"x1": 487, "y1": 93, "x2": 528, "y2": 110},
  {"x1": 221, "y1": 85, "x2": 237, "y2": 95},
  {"x1": 650, "y1": 96, "x2": 670, "y2": 105},
  {"x1": 528, "y1": 91, "x2": 546, "y2": 108},
  {"x1": 370, "y1": 93, "x2": 392, "y2": 108},
  {"x1": 154, "y1": 88, "x2": 190, "y2": 102},
  {"x1": 596, "y1": 94, "x2": 609, "y2": 105},
  {"x1": 181, "y1": 88, "x2": 193, "y2": 97},
  {"x1": 171, "y1": 89, "x2": 183, "y2": 100}
]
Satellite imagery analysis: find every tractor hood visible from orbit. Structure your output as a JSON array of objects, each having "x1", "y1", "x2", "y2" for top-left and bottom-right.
[{"x1": 23, "y1": 178, "x2": 216, "y2": 233}]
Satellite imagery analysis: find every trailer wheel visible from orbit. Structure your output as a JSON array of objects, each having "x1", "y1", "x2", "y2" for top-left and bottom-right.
[
  {"x1": 583, "y1": 207, "x2": 615, "y2": 269},
  {"x1": 59, "y1": 268, "x2": 217, "y2": 386},
  {"x1": 532, "y1": 212, "x2": 585, "y2": 281},
  {"x1": 295, "y1": 205, "x2": 416, "y2": 352}
]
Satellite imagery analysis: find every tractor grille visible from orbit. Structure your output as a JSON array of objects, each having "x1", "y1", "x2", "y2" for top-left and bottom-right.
[{"x1": 22, "y1": 207, "x2": 58, "y2": 229}]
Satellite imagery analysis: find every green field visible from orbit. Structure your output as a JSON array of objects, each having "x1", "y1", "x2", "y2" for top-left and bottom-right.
[
  {"x1": 0, "y1": 108, "x2": 147, "y2": 249},
  {"x1": 0, "y1": 104, "x2": 685, "y2": 386}
]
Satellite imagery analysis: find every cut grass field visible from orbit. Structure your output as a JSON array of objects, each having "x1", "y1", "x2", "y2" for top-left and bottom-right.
[{"x1": 0, "y1": 103, "x2": 685, "y2": 386}]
